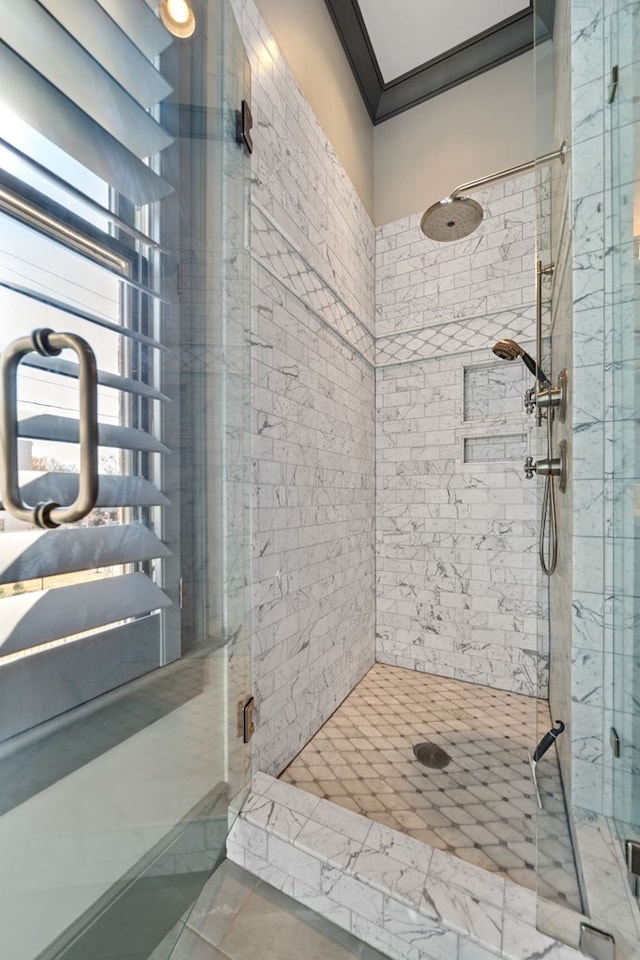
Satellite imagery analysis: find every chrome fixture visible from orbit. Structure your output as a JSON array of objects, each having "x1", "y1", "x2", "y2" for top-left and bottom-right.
[
  {"x1": 626, "y1": 840, "x2": 640, "y2": 899},
  {"x1": 525, "y1": 440, "x2": 567, "y2": 493},
  {"x1": 492, "y1": 268, "x2": 570, "y2": 577},
  {"x1": 579, "y1": 924, "x2": 616, "y2": 960},
  {"x1": 0, "y1": 329, "x2": 99, "y2": 528},
  {"x1": 420, "y1": 195, "x2": 483, "y2": 242},
  {"x1": 535, "y1": 369, "x2": 568, "y2": 423},
  {"x1": 420, "y1": 142, "x2": 567, "y2": 241},
  {"x1": 492, "y1": 338, "x2": 550, "y2": 385},
  {"x1": 159, "y1": 0, "x2": 196, "y2": 38}
]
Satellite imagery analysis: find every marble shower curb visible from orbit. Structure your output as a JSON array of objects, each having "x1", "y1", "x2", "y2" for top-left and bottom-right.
[{"x1": 227, "y1": 773, "x2": 586, "y2": 960}]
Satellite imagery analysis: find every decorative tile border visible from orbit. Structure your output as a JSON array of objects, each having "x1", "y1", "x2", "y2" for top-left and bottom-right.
[
  {"x1": 252, "y1": 203, "x2": 375, "y2": 366},
  {"x1": 228, "y1": 774, "x2": 585, "y2": 960},
  {"x1": 376, "y1": 306, "x2": 536, "y2": 367}
]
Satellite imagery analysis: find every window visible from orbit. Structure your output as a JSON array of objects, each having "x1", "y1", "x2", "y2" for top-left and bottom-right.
[{"x1": 0, "y1": 0, "x2": 178, "y2": 741}]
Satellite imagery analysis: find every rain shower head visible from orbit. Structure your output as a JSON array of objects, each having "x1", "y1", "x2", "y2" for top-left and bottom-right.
[
  {"x1": 420, "y1": 196, "x2": 483, "y2": 242},
  {"x1": 420, "y1": 143, "x2": 567, "y2": 244},
  {"x1": 492, "y1": 338, "x2": 549, "y2": 385}
]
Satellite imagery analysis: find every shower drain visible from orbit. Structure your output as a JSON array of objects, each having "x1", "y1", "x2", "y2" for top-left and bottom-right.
[{"x1": 413, "y1": 742, "x2": 451, "y2": 769}]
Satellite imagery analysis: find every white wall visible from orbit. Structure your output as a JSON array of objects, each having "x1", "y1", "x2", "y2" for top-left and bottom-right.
[
  {"x1": 253, "y1": 0, "x2": 374, "y2": 216},
  {"x1": 373, "y1": 49, "x2": 554, "y2": 226},
  {"x1": 251, "y1": 1, "x2": 550, "y2": 231}
]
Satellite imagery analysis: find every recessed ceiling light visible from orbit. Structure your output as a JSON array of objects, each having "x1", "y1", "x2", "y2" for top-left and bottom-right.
[{"x1": 159, "y1": 0, "x2": 196, "y2": 39}]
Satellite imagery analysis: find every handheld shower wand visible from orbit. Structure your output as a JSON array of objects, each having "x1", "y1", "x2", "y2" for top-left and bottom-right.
[
  {"x1": 492, "y1": 329, "x2": 564, "y2": 577},
  {"x1": 491, "y1": 338, "x2": 550, "y2": 386}
]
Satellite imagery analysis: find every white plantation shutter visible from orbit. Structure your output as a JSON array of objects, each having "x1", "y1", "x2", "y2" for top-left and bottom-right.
[
  {"x1": 0, "y1": 0, "x2": 174, "y2": 205},
  {"x1": 0, "y1": 0, "x2": 179, "y2": 741}
]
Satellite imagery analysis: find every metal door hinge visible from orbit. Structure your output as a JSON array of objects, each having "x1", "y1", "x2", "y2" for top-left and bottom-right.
[
  {"x1": 610, "y1": 726, "x2": 621, "y2": 758},
  {"x1": 239, "y1": 696, "x2": 255, "y2": 743},
  {"x1": 178, "y1": 577, "x2": 183, "y2": 609},
  {"x1": 626, "y1": 840, "x2": 640, "y2": 897},
  {"x1": 580, "y1": 923, "x2": 615, "y2": 960},
  {"x1": 609, "y1": 65, "x2": 619, "y2": 104},
  {"x1": 237, "y1": 100, "x2": 253, "y2": 154}
]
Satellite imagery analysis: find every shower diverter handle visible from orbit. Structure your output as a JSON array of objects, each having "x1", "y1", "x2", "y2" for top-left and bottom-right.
[
  {"x1": 524, "y1": 441, "x2": 567, "y2": 492},
  {"x1": 525, "y1": 455, "x2": 561, "y2": 479}
]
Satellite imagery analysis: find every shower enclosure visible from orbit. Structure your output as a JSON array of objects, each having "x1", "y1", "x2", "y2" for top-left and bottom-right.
[
  {"x1": 0, "y1": 1, "x2": 252, "y2": 958},
  {"x1": 534, "y1": 0, "x2": 640, "y2": 950}
]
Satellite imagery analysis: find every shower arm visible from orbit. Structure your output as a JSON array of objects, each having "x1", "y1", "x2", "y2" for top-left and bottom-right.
[{"x1": 449, "y1": 142, "x2": 567, "y2": 199}]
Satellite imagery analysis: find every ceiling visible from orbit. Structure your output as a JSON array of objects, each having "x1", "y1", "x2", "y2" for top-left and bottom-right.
[{"x1": 323, "y1": 0, "x2": 553, "y2": 124}]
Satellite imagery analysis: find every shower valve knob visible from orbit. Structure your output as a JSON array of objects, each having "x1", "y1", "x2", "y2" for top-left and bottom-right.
[
  {"x1": 524, "y1": 388, "x2": 536, "y2": 415},
  {"x1": 523, "y1": 443, "x2": 567, "y2": 492},
  {"x1": 524, "y1": 455, "x2": 559, "y2": 479}
]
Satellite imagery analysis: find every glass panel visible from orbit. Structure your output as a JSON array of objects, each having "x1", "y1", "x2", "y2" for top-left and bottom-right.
[
  {"x1": 609, "y1": 0, "x2": 640, "y2": 905},
  {"x1": 533, "y1": 0, "x2": 586, "y2": 939},
  {"x1": 0, "y1": 1, "x2": 252, "y2": 958},
  {"x1": 534, "y1": 0, "x2": 640, "y2": 947}
]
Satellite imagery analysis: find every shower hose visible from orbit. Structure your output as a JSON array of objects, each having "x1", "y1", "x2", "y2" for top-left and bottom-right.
[{"x1": 539, "y1": 401, "x2": 558, "y2": 576}]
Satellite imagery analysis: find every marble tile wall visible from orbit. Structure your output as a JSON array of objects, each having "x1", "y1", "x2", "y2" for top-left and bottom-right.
[
  {"x1": 250, "y1": 259, "x2": 375, "y2": 777},
  {"x1": 229, "y1": 0, "x2": 375, "y2": 338},
  {"x1": 564, "y1": 0, "x2": 639, "y2": 821},
  {"x1": 376, "y1": 178, "x2": 536, "y2": 339},
  {"x1": 375, "y1": 177, "x2": 547, "y2": 697},
  {"x1": 538, "y1": 0, "x2": 640, "y2": 946},
  {"x1": 229, "y1": 0, "x2": 376, "y2": 777},
  {"x1": 566, "y1": 0, "x2": 610, "y2": 819}
]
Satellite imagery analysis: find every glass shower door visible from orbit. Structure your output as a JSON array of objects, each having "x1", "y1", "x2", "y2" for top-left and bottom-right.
[
  {"x1": 609, "y1": 0, "x2": 640, "y2": 907},
  {"x1": 0, "y1": 1, "x2": 251, "y2": 957}
]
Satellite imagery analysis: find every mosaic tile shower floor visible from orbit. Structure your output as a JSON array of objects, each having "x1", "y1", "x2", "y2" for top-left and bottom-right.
[{"x1": 279, "y1": 663, "x2": 582, "y2": 910}]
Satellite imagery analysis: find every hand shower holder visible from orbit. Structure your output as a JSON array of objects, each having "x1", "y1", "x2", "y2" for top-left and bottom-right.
[
  {"x1": 536, "y1": 369, "x2": 568, "y2": 423},
  {"x1": 524, "y1": 439, "x2": 567, "y2": 493}
]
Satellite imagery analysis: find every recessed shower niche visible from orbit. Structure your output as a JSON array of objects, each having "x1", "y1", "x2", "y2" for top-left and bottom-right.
[{"x1": 463, "y1": 360, "x2": 530, "y2": 422}]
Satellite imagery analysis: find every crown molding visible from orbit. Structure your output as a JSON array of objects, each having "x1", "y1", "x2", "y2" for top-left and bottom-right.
[{"x1": 323, "y1": 1, "x2": 552, "y2": 125}]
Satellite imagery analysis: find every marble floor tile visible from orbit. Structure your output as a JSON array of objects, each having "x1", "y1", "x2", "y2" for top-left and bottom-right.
[
  {"x1": 168, "y1": 927, "x2": 228, "y2": 960},
  {"x1": 168, "y1": 861, "x2": 389, "y2": 960},
  {"x1": 279, "y1": 663, "x2": 582, "y2": 911}
]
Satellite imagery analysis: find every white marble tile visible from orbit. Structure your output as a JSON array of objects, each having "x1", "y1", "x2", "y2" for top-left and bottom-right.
[
  {"x1": 267, "y1": 833, "x2": 324, "y2": 888},
  {"x1": 352, "y1": 849, "x2": 429, "y2": 912},
  {"x1": 309, "y1": 797, "x2": 373, "y2": 844},
  {"x1": 427, "y1": 879, "x2": 503, "y2": 952},
  {"x1": 294, "y1": 819, "x2": 365, "y2": 871},
  {"x1": 427, "y1": 849, "x2": 505, "y2": 912},
  {"x1": 320, "y1": 864, "x2": 385, "y2": 922},
  {"x1": 350, "y1": 914, "x2": 422, "y2": 960},
  {"x1": 503, "y1": 882, "x2": 536, "y2": 925},
  {"x1": 363, "y1": 821, "x2": 433, "y2": 872},
  {"x1": 262, "y1": 776, "x2": 321, "y2": 819},
  {"x1": 227, "y1": 818, "x2": 268, "y2": 862},
  {"x1": 288, "y1": 876, "x2": 353, "y2": 932},
  {"x1": 242, "y1": 793, "x2": 307, "y2": 842},
  {"x1": 501, "y1": 916, "x2": 582, "y2": 960},
  {"x1": 382, "y1": 898, "x2": 461, "y2": 960},
  {"x1": 458, "y1": 941, "x2": 501, "y2": 960}
]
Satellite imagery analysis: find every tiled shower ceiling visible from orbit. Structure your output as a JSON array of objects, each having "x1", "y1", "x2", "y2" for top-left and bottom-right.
[{"x1": 323, "y1": 0, "x2": 551, "y2": 123}]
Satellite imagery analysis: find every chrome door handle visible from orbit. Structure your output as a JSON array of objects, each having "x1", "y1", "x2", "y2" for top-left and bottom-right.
[{"x1": 1, "y1": 328, "x2": 99, "y2": 528}]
